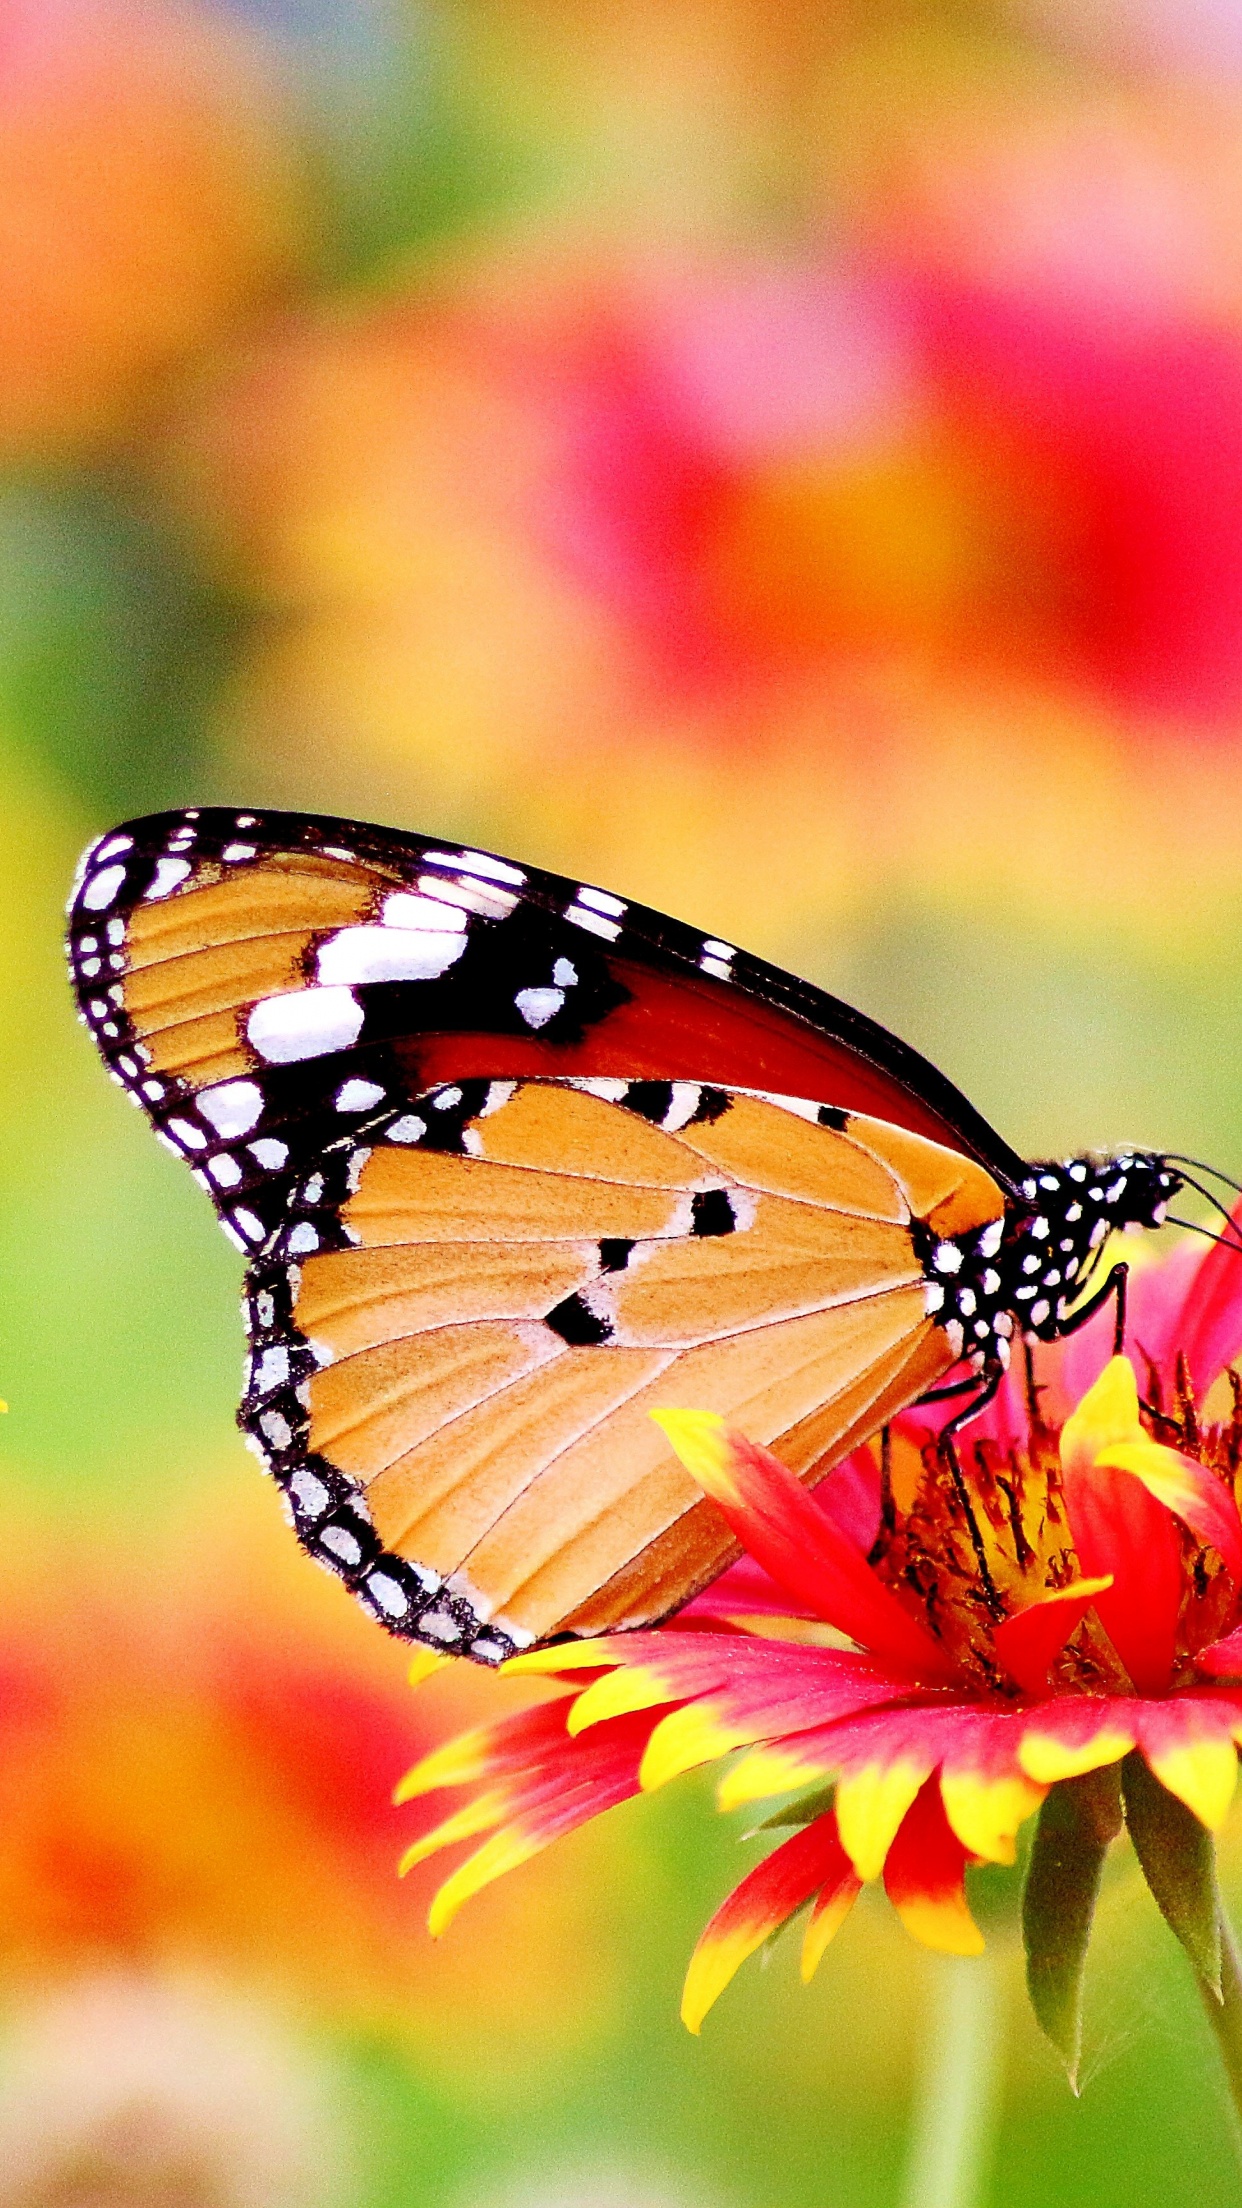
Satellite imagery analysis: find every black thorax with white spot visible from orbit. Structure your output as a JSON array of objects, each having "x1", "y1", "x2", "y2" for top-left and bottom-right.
[{"x1": 919, "y1": 1149, "x2": 1181, "y2": 1374}]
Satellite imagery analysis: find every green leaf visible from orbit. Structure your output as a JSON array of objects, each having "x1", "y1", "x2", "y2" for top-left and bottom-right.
[
  {"x1": 1121, "y1": 1751, "x2": 1222, "y2": 1997},
  {"x1": 1022, "y1": 1764, "x2": 1123, "y2": 2088},
  {"x1": 751, "y1": 1785, "x2": 836, "y2": 1832}
]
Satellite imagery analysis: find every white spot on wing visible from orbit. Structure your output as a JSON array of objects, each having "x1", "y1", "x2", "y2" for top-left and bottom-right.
[
  {"x1": 387, "y1": 1115, "x2": 426, "y2": 1143},
  {"x1": 424, "y1": 848, "x2": 525, "y2": 886},
  {"x1": 249, "y1": 986, "x2": 364, "y2": 1063},
  {"x1": 381, "y1": 891, "x2": 472, "y2": 932},
  {"x1": 570, "y1": 1077, "x2": 630, "y2": 1101},
  {"x1": 416, "y1": 872, "x2": 516, "y2": 918},
  {"x1": 316, "y1": 924, "x2": 466, "y2": 986},
  {"x1": 514, "y1": 985, "x2": 564, "y2": 1029},
  {"x1": 335, "y1": 1078, "x2": 385, "y2": 1111},
  {"x1": 480, "y1": 1081, "x2": 516, "y2": 1116},
  {"x1": 662, "y1": 1082, "x2": 704, "y2": 1132},
  {"x1": 145, "y1": 857, "x2": 192, "y2": 900},
  {"x1": 552, "y1": 957, "x2": 578, "y2": 987},
  {"x1": 167, "y1": 1117, "x2": 207, "y2": 1150},
  {"x1": 207, "y1": 1153, "x2": 242, "y2": 1188},
  {"x1": 420, "y1": 1609, "x2": 462, "y2": 1643},
  {"x1": 81, "y1": 863, "x2": 127, "y2": 910},
  {"x1": 321, "y1": 1526, "x2": 362, "y2": 1565},
  {"x1": 249, "y1": 1137, "x2": 288, "y2": 1169},
  {"x1": 253, "y1": 1346, "x2": 289, "y2": 1394},
  {"x1": 566, "y1": 904, "x2": 621, "y2": 941},
  {"x1": 291, "y1": 1469, "x2": 329, "y2": 1517},
  {"x1": 366, "y1": 1572, "x2": 410, "y2": 1619},
  {"x1": 199, "y1": 1079, "x2": 264, "y2": 1136},
  {"x1": 574, "y1": 885, "x2": 626, "y2": 916},
  {"x1": 94, "y1": 835, "x2": 133, "y2": 863}
]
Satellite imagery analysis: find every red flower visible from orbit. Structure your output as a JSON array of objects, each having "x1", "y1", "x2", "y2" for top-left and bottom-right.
[{"x1": 399, "y1": 1215, "x2": 1242, "y2": 2054}]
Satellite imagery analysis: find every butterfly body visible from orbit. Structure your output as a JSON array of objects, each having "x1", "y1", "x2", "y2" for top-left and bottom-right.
[{"x1": 68, "y1": 807, "x2": 1180, "y2": 1661}]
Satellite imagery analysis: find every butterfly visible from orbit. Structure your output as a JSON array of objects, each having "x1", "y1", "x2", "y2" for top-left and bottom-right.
[{"x1": 68, "y1": 806, "x2": 1186, "y2": 1664}]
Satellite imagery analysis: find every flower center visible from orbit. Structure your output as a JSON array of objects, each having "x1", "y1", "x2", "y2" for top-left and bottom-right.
[{"x1": 868, "y1": 1353, "x2": 1242, "y2": 1695}]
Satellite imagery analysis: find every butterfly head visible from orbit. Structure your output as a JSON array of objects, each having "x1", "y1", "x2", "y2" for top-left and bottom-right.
[
  {"x1": 1018, "y1": 1150, "x2": 1180, "y2": 1234},
  {"x1": 1099, "y1": 1151, "x2": 1182, "y2": 1233}
]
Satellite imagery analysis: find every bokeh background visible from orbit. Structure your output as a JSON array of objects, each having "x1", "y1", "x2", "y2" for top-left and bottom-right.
[{"x1": 6, "y1": 0, "x2": 1242, "y2": 2200}]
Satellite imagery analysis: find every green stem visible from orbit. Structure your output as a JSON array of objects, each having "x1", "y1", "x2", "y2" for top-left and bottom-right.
[
  {"x1": 1195, "y1": 1885, "x2": 1242, "y2": 2160},
  {"x1": 900, "y1": 1951, "x2": 1006, "y2": 2208}
]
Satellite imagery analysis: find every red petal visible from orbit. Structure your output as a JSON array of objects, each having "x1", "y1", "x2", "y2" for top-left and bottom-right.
[
  {"x1": 1196, "y1": 1624, "x2": 1242, "y2": 1677},
  {"x1": 820, "y1": 1446, "x2": 884, "y2": 1552},
  {"x1": 883, "y1": 1776, "x2": 984, "y2": 1955},
  {"x1": 991, "y1": 1577, "x2": 1114, "y2": 1696},
  {"x1": 1165, "y1": 1196, "x2": 1242, "y2": 1398},
  {"x1": 653, "y1": 1414, "x2": 959, "y2": 1682},
  {"x1": 682, "y1": 1553, "x2": 809, "y2": 1622},
  {"x1": 1090, "y1": 1436, "x2": 1242, "y2": 1582},
  {"x1": 1063, "y1": 1463, "x2": 1183, "y2": 1693},
  {"x1": 681, "y1": 1810, "x2": 860, "y2": 2032}
]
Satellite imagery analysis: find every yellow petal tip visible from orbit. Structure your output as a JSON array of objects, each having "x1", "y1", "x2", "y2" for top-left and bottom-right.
[{"x1": 650, "y1": 1407, "x2": 733, "y2": 1490}]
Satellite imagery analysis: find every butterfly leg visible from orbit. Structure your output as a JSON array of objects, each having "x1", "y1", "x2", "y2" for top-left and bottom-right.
[
  {"x1": 1054, "y1": 1260, "x2": 1130, "y2": 1356},
  {"x1": 924, "y1": 1364, "x2": 1007, "y2": 1620},
  {"x1": 916, "y1": 1374, "x2": 989, "y2": 1406}
]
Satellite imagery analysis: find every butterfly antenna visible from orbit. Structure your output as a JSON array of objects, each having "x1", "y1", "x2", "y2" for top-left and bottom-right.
[
  {"x1": 1165, "y1": 1216, "x2": 1242, "y2": 1257},
  {"x1": 1163, "y1": 1154, "x2": 1242, "y2": 1199},
  {"x1": 1167, "y1": 1169, "x2": 1242, "y2": 1248}
]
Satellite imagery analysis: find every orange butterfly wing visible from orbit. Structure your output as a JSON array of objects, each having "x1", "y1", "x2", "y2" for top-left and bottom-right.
[{"x1": 69, "y1": 808, "x2": 1010, "y2": 1659}]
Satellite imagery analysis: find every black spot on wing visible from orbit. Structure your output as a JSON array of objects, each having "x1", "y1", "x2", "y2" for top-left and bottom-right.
[
  {"x1": 690, "y1": 1187, "x2": 737, "y2": 1238},
  {"x1": 691, "y1": 1087, "x2": 732, "y2": 1124},
  {"x1": 599, "y1": 1238, "x2": 635, "y2": 1273},
  {"x1": 621, "y1": 1081, "x2": 674, "y2": 1125},
  {"x1": 817, "y1": 1104, "x2": 848, "y2": 1130},
  {"x1": 545, "y1": 1290, "x2": 614, "y2": 1346}
]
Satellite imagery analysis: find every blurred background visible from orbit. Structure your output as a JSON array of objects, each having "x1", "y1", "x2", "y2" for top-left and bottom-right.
[{"x1": 5, "y1": 0, "x2": 1242, "y2": 2200}]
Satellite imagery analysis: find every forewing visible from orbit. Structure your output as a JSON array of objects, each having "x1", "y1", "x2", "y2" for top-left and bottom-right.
[{"x1": 67, "y1": 807, "x2": 1025, "y2": 1208}]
